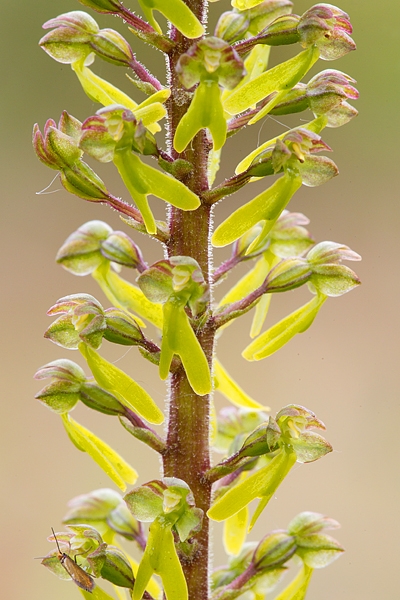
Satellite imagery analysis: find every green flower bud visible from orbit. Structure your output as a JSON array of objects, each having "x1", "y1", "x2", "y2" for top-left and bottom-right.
[
  {"x1": 271, "y1": 70, "x2": 359, "y2": 127},
  {"x1": 63, "y1": 489, "x2": 144, "y2": 544},
  {"x1": 288, "y1": 511, "x2": 340, "y2": 537},
  {"x1": 296, "y1": 533, "x2": 344, "y2": 568},
  {"x1": 45, "y1": 294, "x2": 106, "y2": 350},
  {"x1": 130, "y1": 119, "x2": 158, "y2": 156},
  {"x1": 40, "y1": 11, "x2": 98, "y2": 64},
  {"x1": 100, "y1": 231, "x2": 146, "y2": 270},
  {"x1": 79, "y1": 115, "x2": 116, "y2": 163},
  {"x1": 307, "y1": 241, "x2": 361, "y2": 265},
  {"x1": 35, "y1": 379, "x2": 82, "y2": 414},
  {"x1": 34, "y1": 359, "x2": 86, "y2": 413},
  {"x1": 56, "y1": 220, "x2": 112, "y2": 275},
  {"x1": 125, "y1": 481, "x2": 165, "y2": 522},
  {"x1": 64, "y1": 488, "x2": 123, "y2": 523},
  {"x1": 90, "y1": 28, "x2": 133, "y2": 66},
  {"x1": 34, "y1": 358, "x2": 86, "y2": 384},
  {"x1": 245, "y1": 0, "x2": 294, "y2": 35},
  {"x1": 307, "y1": 241, "x2": 361, "y2": 296},
  {"x1": 215, "y1": 407, "x2": 268, "y2": 454},
  {"x1": 80, "y1": 382, "x2": 126, "y2": 415},
  {"x1": 257, "y1": 14, "x2": 301, "y2": 46},
  {"x1": 60, "y1": 160, "x2": 110, "y2": 201},
  {"x1": 253, "y1": 531, "x2": 296, "y2": 570},
  {"x1": 138, "y1": 256, "x2": 208, "y2": 317},
  {"x1": 238, "y1": 418, "x2": 282, "y2": 458},
  {"x1": 215, "y1": 11, "x2": 250, "y2": 43},
  {"x1": 33, "y1": 119, "x2": 111, "y2": 201},
  {"x1": 100, "y1": 546, "x2": 135, "y2": 588},
  {"x1": 264, "y1": 257, "x2": 312, "y2": 293},
  {"x1": 231, "y1": 223, "x2": 271, "y2": 260},
  {"x1": 103, "y1": 308, "x2": 145, "y2": 346},
  {"x1": 107, "y1": 502, "x2": 144, "y2": 541},
  {"x1": 269, "y1": 210, "x2": 314, "y2": 258}
]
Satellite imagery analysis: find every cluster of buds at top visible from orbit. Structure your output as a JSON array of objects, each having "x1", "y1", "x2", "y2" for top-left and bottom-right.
[
  {"x1": 174, "y1": 37, "x2": 246, "y2": 152},
  {"x1": 231, "y1": 3, "x2": 356, "y2": 62}
]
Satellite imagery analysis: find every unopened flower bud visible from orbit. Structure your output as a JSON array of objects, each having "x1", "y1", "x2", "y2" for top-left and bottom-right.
[
  {"x1": 80, "y1": 382, "x2": 126, "y2": 415},
  {"x1": 56, "y1": 220, "x2": 112, "y2": 275},
  {"x1": 246, "y1": 0, "x2": 294, "y2": 35},
  {"x1": 35, "y1": 358, "x2": 86, "y2": 384},
  {"x1": 100, "y1": 231, "x2": 146, "y2": 269},
  {"x1": 298, "y1": 4, "x2": 356, "y2": 61},
  {"x1": 215, "y1": 11, "x2": 250, "y2": 43},
  {"x1": 100, "y1": 546, "x2": 135, "y2": 588},
  {"x1": 307, "y1": 241, "x2": 361, "y2": 296},
  {"x1": 269, "y1": 210, "x2": 314, "y2": 258},
  {"x1": 258, "y1": 14, "x2": 301, "y2": 46},
  {"x1": 295, "y1": 533, "x2": 344, "y2": 568},
  {"x1": 253, "y1": 531, "x2": 296, "y2": 569},
  {"x1": 61, "y1": 160, "x2": 110, "y2": 201},
  {"x1": 103, "y1": 308, "x2": 145, "y2": 346},
  {"x1": 40, "y1": 11, "x2": 99, "y2": 64},
  {"x1": 264, "y1": 257, "x2": 312, "y2": 293},
  {"x1": 232, "y1": 224, "x2": 271, "y2": 259},
  {"x1": 307, "y1": 241, "x2": 361, "y2": 266},
  {"x1": 91, "y1": 28, "x2": 133, "y2": 66},
  {"x1": 34, "y1": 359, "x2": 86, "y2": 413},
  {"x1": 288, "y1": 511, "x2": 340, "y2": 537},
  {"x1": 45, "y1": 293, "x2": 106, "y2": 349},
  {"x1": 307, "y1": 69, "x2": 358, "y2": 111},
  {"x1": 80, "y1": 115, "x2": 116, "y2": 163},
  {"x1": 238, "y1": 418, "x2": 282, "y2": 458}
]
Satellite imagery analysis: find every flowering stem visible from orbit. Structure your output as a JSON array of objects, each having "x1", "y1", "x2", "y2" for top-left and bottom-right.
[{"x1": 161, "y1": 4, "x2": 214, "y2": 597}]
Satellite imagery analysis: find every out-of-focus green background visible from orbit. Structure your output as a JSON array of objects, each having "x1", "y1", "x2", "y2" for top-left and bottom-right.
[{"x1": 1, "y1": 1, "x2": 399, "y2": 599}]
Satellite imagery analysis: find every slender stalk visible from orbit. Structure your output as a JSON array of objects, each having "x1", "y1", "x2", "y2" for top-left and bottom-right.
[{"x1": 162, "y1": 2, "x2": 214, "y2": 598}]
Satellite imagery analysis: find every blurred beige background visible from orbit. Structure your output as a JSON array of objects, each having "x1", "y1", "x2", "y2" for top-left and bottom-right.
[{"x1": 1, "y1": 0, "x2": 399, "y2": 599}]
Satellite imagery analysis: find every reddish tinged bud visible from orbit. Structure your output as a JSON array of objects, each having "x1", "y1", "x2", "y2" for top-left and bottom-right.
[{"x1": 298, "y1": 3, "x2": 356, "y2": 60}]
